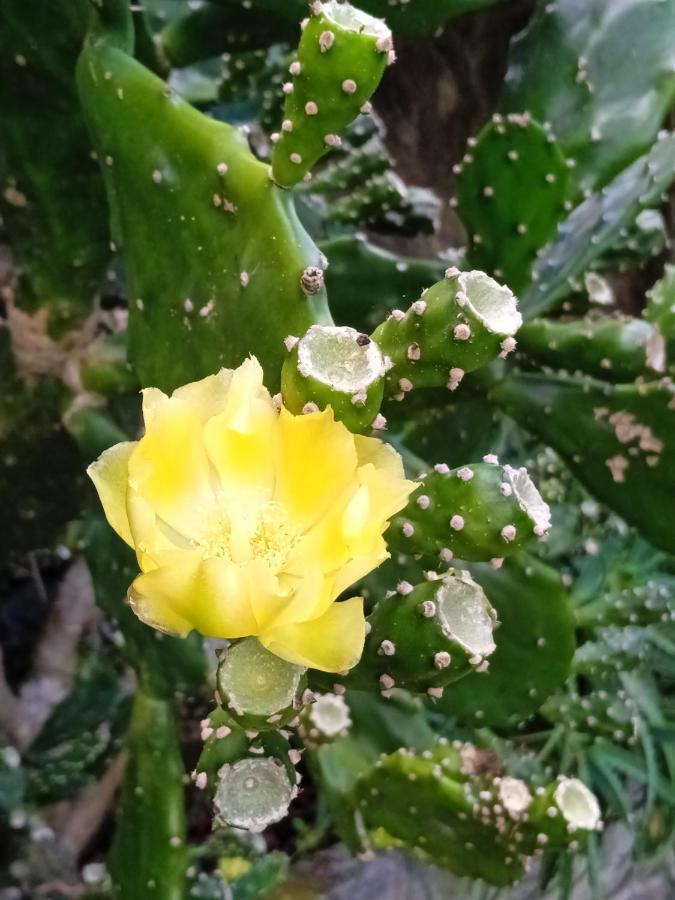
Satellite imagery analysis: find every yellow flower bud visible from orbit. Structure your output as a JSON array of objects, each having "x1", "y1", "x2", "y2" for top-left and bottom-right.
[{"x1": 87, "y1": 357, "x2": 416, "y2": 672}]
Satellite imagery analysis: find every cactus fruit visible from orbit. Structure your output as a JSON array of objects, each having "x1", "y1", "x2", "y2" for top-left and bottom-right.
[
  {"x1": 372, "y1": 268, "x2": 522, "y2": 394},
  {"x1": 522, "y1": 132, "x2": 675, "y2": 318},
  {"x1": 77, "y1": 0, "x2": 331, "y2": 393},
  {"x1": 216, "y1": 638, "x2": 307, "y2": 731},
  {"x1": 270, "y1": 1, "x2": 392, "y2": 188},
  {"x1": 439, "y1": 556, "x2": 576, "y2": 728},
  {"x1": 493, "y1": 371, "x2": 675, "y2": 554},
  {"x1": 195, "y1": 708, "x2": 298, "y2": 832},
  {"x1": 517, "y1": 315, "x2": 666, "y2": 382},
  {"x1": 454, "y1": 114, "x2": 569, "y2": 293},
  {"x1": 502, "y1": 0, "x2": 675, "y2": 194},
  {"x1": 389, "y1": 461, "x2": 551, "y2": 562},
  {"x1": 281, "y1": 324, "x2": 385, "y2": 431},
  {"x1": 321, "y1": 569, "x2": 498, "y2": 695}
]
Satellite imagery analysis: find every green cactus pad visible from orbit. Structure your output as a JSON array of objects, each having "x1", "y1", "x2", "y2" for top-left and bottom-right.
[
  {"x1": 372, "y1": 269, "x2": 522, "y2": 395},
  {"x1": 354, "y1": 746, "x2": 523, "y2": 886},
  {"x1": 517, "y1": 315, "x2": 666, "y2": 382},
  {"x1": 270, "y1": 1, "x2": 391, "y2": 188},
  {"x1": 437, "y1": 556, "x2": 576, "y2": 728},
  {"x1": 355, "y1": 744, "x2": 600, "y2": 881},
  {"x1": 216, "y1": 638, "x2": 307, "y2": 731},
  {"x1": 542, "y1": 683, "x2": 639, "y2": 745},
  {"x1": 494, "y1": 371, "x2": 675, "y2": 554},
  {"x1": 109, "y1": 690, "x2": 187, "y2": 900},
  {"x1": 331, "y1": 570, "x2": 498, "y2": 695},
  {"x1": 389, "y1": 461, "x2": 550, "y2": 562},
  {"x1": 281, "y1": 324, "x2": 386, "y2": 431},
  {"x1": 502, "y1": 0, "x2": 675, "y2": 194},
  {"x1": 454, "y1": 114, "x2": 569, "y2": 293},
  {"x1": 77, "y1": 5, "x2": 331, "y2": 392},
  {"x1": 521, "y1": 132, "x2": 675, "y2": 319},
  {"x1": 0, "y1": 0, "x2": 109, "y2": 336}
]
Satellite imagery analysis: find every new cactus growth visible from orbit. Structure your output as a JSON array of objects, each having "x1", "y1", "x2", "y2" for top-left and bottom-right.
[
  {"x1": 270, "y1": 1, "x2": 392, "y2": 188},
  {"x1": 454, "y1": 114, "x2": 569, "y2": 293},
  {"x1": 372, "y1": 269, "x2": 522, "y2": 394},
  {"x1": 390, "y1": 461, "x2": 550, "y2": 561},
  {"x1": 298, "y1": 692, "x2": 352, "y2": 746},
  {"x1": 281, "y1": 323, "x2": 386, "y2": 431},
  {"x1": 216, "y1": 638, "x2": 307, "y2": 730},
  {"x1": 325, "y1": 570, "x2": 498, "y2": 694}
]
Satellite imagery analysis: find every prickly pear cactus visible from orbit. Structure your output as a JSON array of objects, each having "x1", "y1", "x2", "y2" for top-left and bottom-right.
[
  {"x1": 6, "y1": 0, "x2": 675, "y2": 895},
  {"x1": 454, "y1": 113, "x2": 570, "y2": 292}
]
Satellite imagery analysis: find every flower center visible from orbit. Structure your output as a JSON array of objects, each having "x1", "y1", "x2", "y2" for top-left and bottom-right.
[{"x1": 192, "y1": 501, "x2": 299, "y2": 572}]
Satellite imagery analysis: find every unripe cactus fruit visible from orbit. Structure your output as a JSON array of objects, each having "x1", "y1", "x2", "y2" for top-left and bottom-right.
[
  {"x1": 334, "y1": 569, "x2": 498, "y2": 692},
  {"x1": 390, "y1": 461, "x2": 550, "y2": 561},
  {"x1": 216, "y1": 638, "x2": 307, "y2": 731},
  {"x1": 528, "y1": 777, "x2": 602, "y2": 847},
  {"x1": 196, "y1": 708, "x2": 299, "y2": 833},
  {"x1": 271, "y1": 1, "x2": 392, "y2": 188},
  {"x1": 281, "y1": 324, "x2": 385, "y2": 431},
  {"x1": 372, "y1": 269, "x2": 522, "y2": 394}
]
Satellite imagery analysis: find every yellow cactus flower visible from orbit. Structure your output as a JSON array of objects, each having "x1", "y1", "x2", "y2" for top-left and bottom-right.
[{"x1": 87, "y1": 357, "x2": 416, "y2": 672}]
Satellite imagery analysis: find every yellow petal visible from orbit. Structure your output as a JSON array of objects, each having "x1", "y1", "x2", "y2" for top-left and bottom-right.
[
  {"x1": 130, "y1": 552, "x2": 258, "y2": 638},
  {"x1": 87, "y1": 441, "x2": 136, "y2": 546},
  {"x1": 260, "y1": 596, "x2": 365, "y2": 672},
  {"x1": 219, "y1": 356, "x2": 273, "y2": 433},
  {"x1": 203, "y1": 367, "x2": 277, "y2": 502},
  {"x1": 285, "y1": 491, "x2": 353, "y2": 575},
  {"x1": 356, "y1": 462, "x2": 417, "y2": 534},
  {"x1": 354, "y1": 433, "x2": 407, "y2": 477},
  {"x1": 274, "y1": 407, "x2": 358, "y2": 529},
  {"x1": 126, "y1": 484, "x2": 183, "y2": 571},
  {"x1": 141, "y1": 387, "x2": 169, "y2": 429},
  {"x1": 332, "y1": 539, "x2": 389, "y2": 597},
  {"x1": 172, "y1": 369, "x2": 234, "y2": 417},
  {"x1": 128, "y1": 399, "x2": 215, "y2": 538}
]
